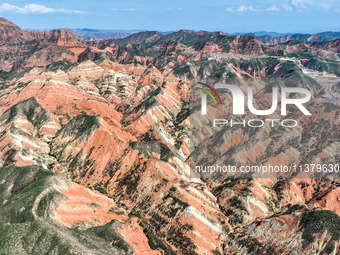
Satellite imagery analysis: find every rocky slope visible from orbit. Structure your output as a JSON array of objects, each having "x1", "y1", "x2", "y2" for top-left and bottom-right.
[
  {"x1": 0, "y1": 58, "x2": 224, "y2": 254},
  {"x1": 0, "y1": 19, "x2": 339, "y2": 254}
]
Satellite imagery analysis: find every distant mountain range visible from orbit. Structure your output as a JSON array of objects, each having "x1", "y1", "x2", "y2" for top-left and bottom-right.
[
  {"x1": 1, "y1": 17, "x2": 339, "y2": 75},
  {"x1": 68, "y1": 28, "x2": 340, "y2": 45},
  {"x1": 69, "y1": 29, "x2": 173, "y2": 40},
  {"x1": 254, "y1": 31, "x2": 340, "y2": 45},
  {"x1": 70, "y1": 28, "x2": 143, "y2": 40}
]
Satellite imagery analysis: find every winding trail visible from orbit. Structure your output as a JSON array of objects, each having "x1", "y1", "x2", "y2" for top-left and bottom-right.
[{"x1": 301, "y1": 67, "x2": 339, "y2": 103}]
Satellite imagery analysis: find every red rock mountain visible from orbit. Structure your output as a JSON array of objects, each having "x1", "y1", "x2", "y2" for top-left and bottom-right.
[{"x1": 0, "y1": 18, "x2": 86, "y2": 71}]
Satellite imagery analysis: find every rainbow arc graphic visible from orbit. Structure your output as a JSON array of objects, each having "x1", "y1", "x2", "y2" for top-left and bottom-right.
[{"x1": 198, "y1": 82, "x2": 222, "y2": 106}]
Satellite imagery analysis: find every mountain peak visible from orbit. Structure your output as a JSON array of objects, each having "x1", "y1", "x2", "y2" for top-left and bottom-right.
[
  {"x1": 0, "y1": 17, "x2": 33, "y2": 42},
  {"x1": 0, "y1": 17, "x2": 16, "y2": 25}
]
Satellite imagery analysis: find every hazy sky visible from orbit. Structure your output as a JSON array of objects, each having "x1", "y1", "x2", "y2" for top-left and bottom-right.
[{"x1": 0, "y1": 0, "x2": 339, "y2": 33}]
